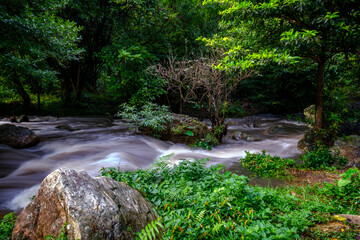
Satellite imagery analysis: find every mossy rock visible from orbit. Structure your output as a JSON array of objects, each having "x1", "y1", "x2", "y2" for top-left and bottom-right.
[
  {"x1": 297, "y1": 129, "x2": 315, "y2": 152},
  {"x1": 304, "y1": 105, "x2": 315, "y2": 127}
]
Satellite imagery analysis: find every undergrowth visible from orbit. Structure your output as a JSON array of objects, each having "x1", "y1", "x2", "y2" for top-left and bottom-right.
[
  {"x1": 101, "y1": 156, "x2": 360, "y2": 239},
  {"x1": 240, "y1": 151, "x2": 295, "y2": 178}
]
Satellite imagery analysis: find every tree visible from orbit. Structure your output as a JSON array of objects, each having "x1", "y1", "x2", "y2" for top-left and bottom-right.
[
  {"x1": 155, "y1": 51, "x2": 253, "y2": 142},
  {"x1": 202, "y1": 0, "x2": 360, "y2": 142},
  {"x1": 0, "y1": 0, "x2": 83, "y2": 111},
  {"x1": 96, "y1": 0, "x2": 222, "y2": 106}
]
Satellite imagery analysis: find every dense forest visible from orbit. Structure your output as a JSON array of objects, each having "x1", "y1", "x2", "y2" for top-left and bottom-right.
[
  {"x1": 1, "y1": 0, "x2": 360, "y2": 239},
  {"x1": 1, "y1": 0, "x2": 359, "y2": 137}
]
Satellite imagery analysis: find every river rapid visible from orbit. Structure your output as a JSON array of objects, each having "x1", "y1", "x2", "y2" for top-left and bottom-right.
[{"x1": 0, "y1": 115, "x2": 307, "y2": 211}]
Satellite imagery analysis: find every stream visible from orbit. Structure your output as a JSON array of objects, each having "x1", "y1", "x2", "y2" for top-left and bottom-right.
[{"x1": 0, "y1": 115, "x2": 307, "y2": 211}]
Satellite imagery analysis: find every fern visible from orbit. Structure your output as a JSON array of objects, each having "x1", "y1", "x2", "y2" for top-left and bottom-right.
[
  {"x1": 135, "y1": 217, "x2": 164, "y2": 240},
  {"x1": 195, "y1": 210, "x2": 206, "y2": 223},
  {"x1": 150, "y1": 153, "x2": 174, "y2": 171},
  {"x1": 211, "y1": 222, "x2": 223, "y2": 235}
]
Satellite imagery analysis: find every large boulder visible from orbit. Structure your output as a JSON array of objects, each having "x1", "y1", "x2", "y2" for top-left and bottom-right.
[
  {"x1": 333, "y1": 135, "x2": 360, "y2": 167},
  {"x1": 0, "y1": 124, "x2": 39, "y2": 148},
  {"x1": 12, "y1": 168, "x2": 161, "y2": 240}
]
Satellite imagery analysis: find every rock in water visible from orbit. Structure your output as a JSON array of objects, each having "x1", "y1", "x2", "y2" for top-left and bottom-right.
[
  {"x1": 12, "y1": 169, "x2": 161, "y2": 240},
  {"x1": 230, "y1": 131, "x2": 261, "y2": 142},
  {"x1": 17, "y1": 115, "x2": 29, "y2": 122},
  {"x1": 0, "y1": 124, "x2": 39, "y2": 148},
  {"x1": 264, "y1": 125, "x2": 286, "y2": 135}
]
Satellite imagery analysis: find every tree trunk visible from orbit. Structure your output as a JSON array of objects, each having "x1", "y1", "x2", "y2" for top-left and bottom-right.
[
  {"x1": 12, "y1": 74, "x2": 31, "y2": 112},
  {"x1": 314, "y1": 56, "x2": 326, "y2": 141}
]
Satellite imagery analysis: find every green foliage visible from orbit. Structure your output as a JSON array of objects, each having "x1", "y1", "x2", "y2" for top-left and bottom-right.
[
  {"x1": 240, "y1": 151, "x2": 295, "y2": 177},
  {"x1": 332, "y1": 168, "x2": 360, "y2": 207},
  {"x1": 135, "y1": 217, "x2": 164, "y2": 240},
  {"x1": 190, "y1": 139, "x2": 213, "y2": 151},
  {"x1": 189, "y1": 132, "x2": 219, "y2": 150},
  {"x1": 301, "y1": 144, "x2": 348, "y2": 170},
  {"x1": 0, "y1": 213, "x2": 17, "y2": 240},
  {"x1": 0, "y1": 0, "x2": 83, "y2": 106},
  {"x1": 318, "y1": 167, "x2": 360, "y2": 213},
  {"x1": 100, "y1": 156, "x2": 356, "y2": 239},
  {"x1": 98, "y1": 45, "x2": 166, "y2": 105},
  {"x1": 117, "y1": 103, "x2": 173, "y2": 137}
]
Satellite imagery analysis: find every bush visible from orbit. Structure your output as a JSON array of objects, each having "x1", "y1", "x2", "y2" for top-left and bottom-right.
[
  {"x1": 100, "y1": 156, "x2": 346, "y2": 239},
  {"x1": 322, "y1": 168, "x2": 360, "y2": 211},
  {"x1": 240, "y1": 151, "x2": 295, "y2": 177},
  {"x1": 0, "y1": 213, "x2": 17, "y2": 240},
  {"x1": 117, "y1": 102, "x2": 173, "y2": 137},
  {"x1": 301, "y1": 144, "x2": 347, "y2": 170}
]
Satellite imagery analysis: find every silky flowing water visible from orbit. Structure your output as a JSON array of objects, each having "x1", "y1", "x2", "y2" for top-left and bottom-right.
[{"x1": 0, "y1": 115, "x2": 307, "y2": 211}]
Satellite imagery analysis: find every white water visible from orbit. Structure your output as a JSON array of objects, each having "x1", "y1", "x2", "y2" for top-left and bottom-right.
[{"x1": 0, "y1": 115, "x2": 307, "y2": 210}]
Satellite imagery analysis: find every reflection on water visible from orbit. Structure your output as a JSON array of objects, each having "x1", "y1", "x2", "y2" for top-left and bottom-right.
[{"x1": 0, "y1": 115, "x2": 307, "y2": 210}]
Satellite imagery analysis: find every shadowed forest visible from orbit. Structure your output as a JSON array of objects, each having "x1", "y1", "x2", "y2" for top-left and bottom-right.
[{"x1": 1, "y1": 0, "x2": 360, "y2": 239}]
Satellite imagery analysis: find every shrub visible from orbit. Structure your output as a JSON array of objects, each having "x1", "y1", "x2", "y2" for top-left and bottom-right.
[
  {"x1": 240, "y1": 151, "x2": 295, "y2": 177},
  {"x1": 301, "y1": 144, "x2": 347, "y2": 170},
  {"x1": 322, "y1": 168, "x2": 360, "y2": 211},
  {"x1": 0, "y1": 213, "x2": 17, "y2": 240},
  {"x1": 101, "y1": 156, "x2": 345, "y2": 239},
  {"x1": 117, "y1": 102, "x2": 173, "y2": 137}
]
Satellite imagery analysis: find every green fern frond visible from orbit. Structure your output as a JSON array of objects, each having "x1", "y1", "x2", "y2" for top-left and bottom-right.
[
  {"x1": 135, "y1": 217, "x2": 164, "y2": 240},
  {"x1": 195, "y1": 210, "x2": 206, "y2": 223},
  {"x1": 150, "y1": 153, "x2": 174, "y2": 171},
  {"x1": 211, "y1": 222, "x2": 223, "y2": 235}
]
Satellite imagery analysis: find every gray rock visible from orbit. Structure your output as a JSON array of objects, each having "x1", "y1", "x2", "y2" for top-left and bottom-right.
[
  {"x1": 0, "y1": 124, "x2": 39, "y2": 148},
  {"x1": 333, "y1": 135, "x2": 360, "y2": 167},
  {"x1": 297, "y1": 129, "x2": 315, "y2": 152},
  {"x1": 230, "y1": 131, "x2": 261, "y2": 142},
  {"x1": 12, "y1": 168, "x2": 161, "y2": 240},
  {"x1": 17, "y1": 115, "x2": 29, "y2": 122},
  {"x1": 8, "y1": 115, "x2": 29, "y2": 123},
  {"x1": 264, "y1": 125, "x2": 287, "y2": 135},
  {"x1": 338, "y1": 214, "x2": 360, "y2": 225}
]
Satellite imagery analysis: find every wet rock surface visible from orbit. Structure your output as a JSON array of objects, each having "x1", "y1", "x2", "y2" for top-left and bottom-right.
[
  {"x1": 0, "y1": 124, "x2": 39, "y2": 148},
  {"x1": 8, "y1": 115, "x2": 29, "y2": 123},
  {"x1": 264, "y1": 125, "x2": 287, "y2": 135},
  {"x1": 12, "y1": 168, "x2": 160, "y2": 240},
  {"x1": 230, "y1": 131, "x2": 261, "y2": 142}
]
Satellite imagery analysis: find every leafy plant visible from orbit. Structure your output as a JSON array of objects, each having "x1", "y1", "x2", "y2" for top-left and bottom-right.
[
  {"x1": 135, "y1": 217, "x2": 164, "y2": 240},
  {"x1": 0, "y1": 213, "x2": 17, "y2": 240},
  {"x1": 327, "y1": 167, "x2": 360, "y2": 208},
  {"x1": 117, "y1": 103, "x2": 173, "y2": 137},
  {"x1": 190, "y1": 139, "x2": 213, "y2": 150},
  {"x1": 301, "y1": 144, "x2": 347, "y2": 170},
  {"x1": 101, "y1": 156, "x2": 355, "y2": 239},
  {"x1": 240, "y1": 151, "x2": 295, "y2": 177}
]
